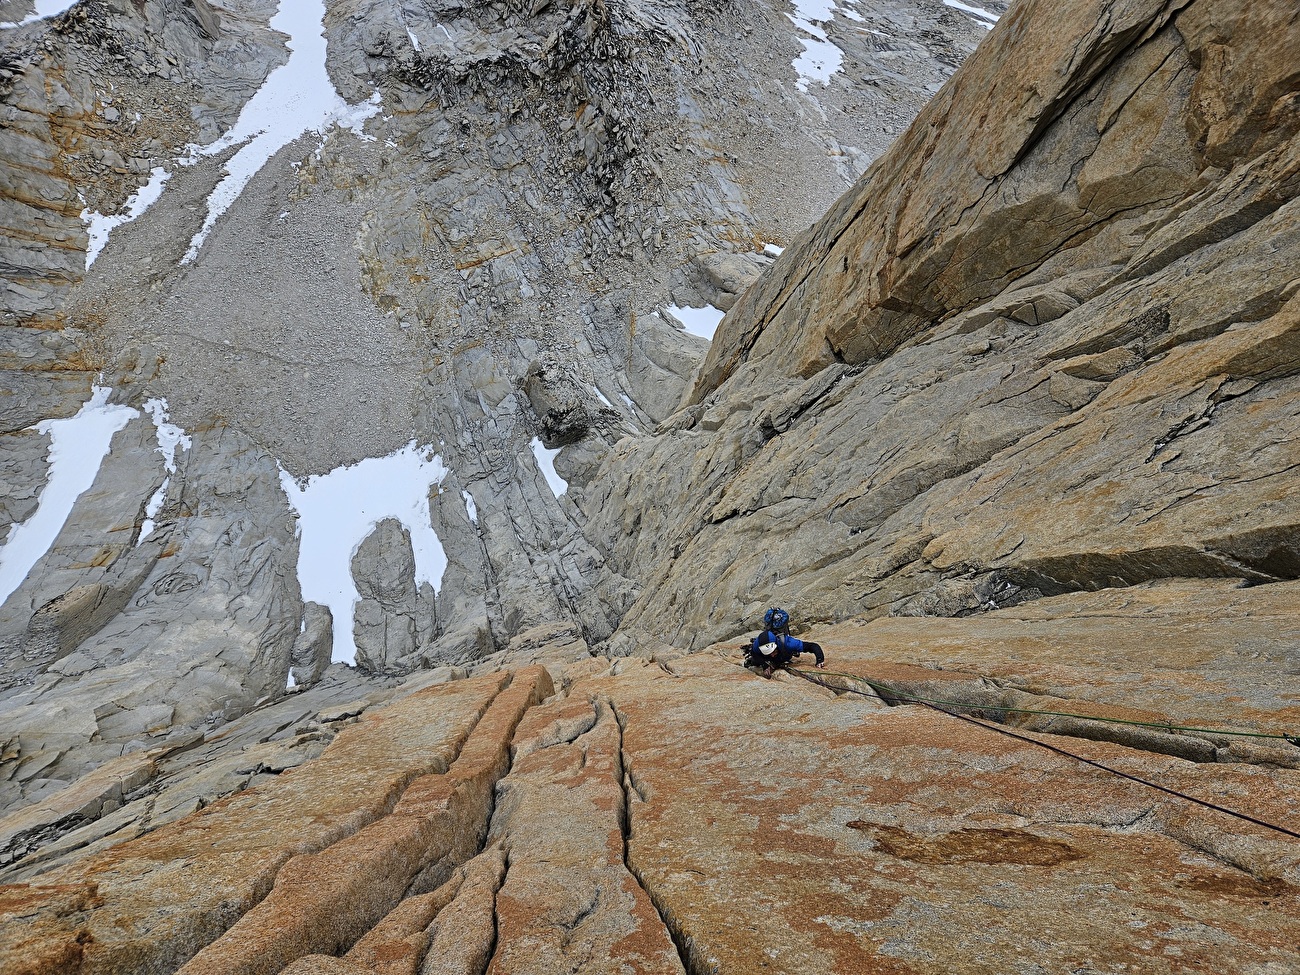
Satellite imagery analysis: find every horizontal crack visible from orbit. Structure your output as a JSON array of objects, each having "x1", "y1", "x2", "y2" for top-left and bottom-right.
[{"x1": 813, "y1": 671, "x2": 1298, "y2": 771}]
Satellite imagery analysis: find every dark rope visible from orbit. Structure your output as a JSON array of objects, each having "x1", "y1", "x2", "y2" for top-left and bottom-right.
[
  {"x1": 788, "y1": 667, "x2": 1300, "y2": 842},
  {"x1": 809, "y1": 668, "x2": 1300, "y2": 744}
]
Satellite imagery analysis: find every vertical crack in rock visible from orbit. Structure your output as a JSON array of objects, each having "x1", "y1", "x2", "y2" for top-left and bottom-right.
[
  {"x1": 409, "y1": 843, "x2": 509, "y2": 975},
  {"x1": 482, "y1": 689, "x2": 686, "y2": 973},
  {"x1": 160, "y1": 669, "x2": 551, "y2": 975},
  {"x1": 0, "y1": 673, "x2": 518, "y2": 975},
  {"x1": 609, "y1": 701, "x2": 696, "y2": 975},
  {"x1": 482, "y1": 845, "x2": 509, "y2": 975},
  {"x1": 328, "y1": 863, "x2": 467, "y2": 974}
]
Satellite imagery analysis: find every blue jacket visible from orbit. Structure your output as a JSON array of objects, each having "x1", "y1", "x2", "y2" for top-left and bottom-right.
[{"x1": 747, "y1": 629, "x2": 821, "y2": 668}]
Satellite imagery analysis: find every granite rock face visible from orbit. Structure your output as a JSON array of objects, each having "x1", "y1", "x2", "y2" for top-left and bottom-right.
[
  {"x1": 0, "y1": 0, "x2": 990, "y2": 726},
  {"x1": 2, "y1": 0, "x2": 1299, "y2": 970},
  {"x1": 0, "y1": 421, "x2": 302, "y2": 810},
  {"x1": 3, "y1": 583, "x2": 1298, "y2": 974},
  {"x1": 351, "y1": 519, "x2": 432, "y2": 676},
  {"x1": 589, "y1": 0, "x2": 1300, "y2": 651}
]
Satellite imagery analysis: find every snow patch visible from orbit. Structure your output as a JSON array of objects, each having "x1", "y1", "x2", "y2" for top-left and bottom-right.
[
  {"x1": 278, "y1": 443, "x2": 449, "y2": 666},
  {"x1": 787, "y1": 0, "x2": 844, "y2": 92},
  {"x1": 665, "y1": 303, "x2": 727, "y2": 341},
  {"x1": 593, "y1": 386, "x2": 613, "y2": 408},
  {"x1": 137, "y1": 399, "x2": 192, "y2": 545},
  {"x1": 82, "y1": 167, "x2": 170, "y2": 270},
  {"x1": 0, "y1": 388, "x2": 137, "y2": 605},
  {"x1": 462, "y1": 489, "x2": 478, "y2": 524},
  {"x1": 762, "y1": 242, "x2": 785, "y2": 258},
  {"x1": 180, "y1": 0, "x2": 382, "y2": 263},
  {"x1": 138, "y1": 482, "x2": 169, "y2": 546},
  {"x1": 943, "y1": 0, "x2": 999, "y2": 25},
  {"x1": 529, "y1": 438, "x2": 568, "y2": 498},
  {"x1": 143, "y1": 398, "x2": 192, "y2": 473}
]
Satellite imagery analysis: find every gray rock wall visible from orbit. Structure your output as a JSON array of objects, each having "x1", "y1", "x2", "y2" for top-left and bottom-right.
[
  {"x1": 0, "y1": 423, "x2": 301, "y2": 809},
  {"x1": 0, "y1": 0, "x2": 1001, "y2": 817},
  {"x1": 585, "y1": 0, "x2": 1300, "y2": 649}
]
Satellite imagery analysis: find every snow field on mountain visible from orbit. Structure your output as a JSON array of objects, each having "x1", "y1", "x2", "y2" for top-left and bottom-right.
[
  {"x1": 82, "y1": 167, "x2": 171, "y2": 269},
  {"x1": 665, "y1": 303, "x2": 727, "y2": 341},
  {"x1": 787, "y1": 0, "x2": 845, "y2": 92},
  {"x1": 278, "y1": 444, "x2": 449, "y2": 666},
  {"x1": 943, "y1": 0, "x2": 999, "y2": 26},
  {"x1": 179, "y1": 0, "x2": 380, "y2": 263},
  {"x1": 0, "y1": 388, "x2": 136, "y2": 605}
]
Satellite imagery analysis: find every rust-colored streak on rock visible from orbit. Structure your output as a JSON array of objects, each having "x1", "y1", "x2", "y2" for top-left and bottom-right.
[
  {"x1": 486, "y1": 693, "x2": 685, "y2": 974},
  {"x1": 584, "y1": 655, "x2": 1300, "y2": 975},
  {"x1": 848, "y1": 824, "x2": 1083, "y2": 867},
  {"x1": 177, "y1": 667, "x2": 550, "y2": 975},
  {"x1": 0, "y1": 881, "x2": 102, "y2": 975},
  {"x1": 0, "y1": 672, "x2": 511, "y2": 975},
  {"x1": 178, "y1": 816, "x2": 447, "y2": 975},
  {"x1": 342, "y1": 872, "x2": 464, "y2": 975}
]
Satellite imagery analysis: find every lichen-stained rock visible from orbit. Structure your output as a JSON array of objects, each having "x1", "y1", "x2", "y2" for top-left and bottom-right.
[
  {"x1": 485, "y1": 691, "x2": 686, "y2": 975},
  {"x1": 0, "y1": 670, "x2": 513, "y2": 975},
  {"x1": 332, "y1": 863, "x2": 467, "y2": 975},
  {"x1": 276, "y1": 844, "x2": 507, "y2": 975},
  {"x1": 579, "y1": 654, "x2": 1300, "y2": 975},
  {"x1": 415, "y1": 844, "x2": 505, "y2": 975},
  {"x1": 817, "y1": 579, "x2": 1300, "y2": 771},
  {"x1": 177, "y1": 666, "x2": 549, "y2": 975}
]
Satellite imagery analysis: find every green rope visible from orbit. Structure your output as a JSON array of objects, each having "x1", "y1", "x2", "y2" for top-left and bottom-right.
[{"x1": 793, "y1": 668, "x2": 1300, "y2": 747}]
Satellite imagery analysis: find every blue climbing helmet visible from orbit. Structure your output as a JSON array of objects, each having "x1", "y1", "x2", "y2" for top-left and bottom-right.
[{"x1": 763, "y1": 607, "x2": 789, "y2": 631}]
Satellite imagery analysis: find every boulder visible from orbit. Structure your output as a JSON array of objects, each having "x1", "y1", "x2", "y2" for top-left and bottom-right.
[
  {"x1": 352, "y1": 519, "x2": 427, "y2": 676},
  {"x1": 291, "y1": 602, "x2": 334, "y2": 688}
]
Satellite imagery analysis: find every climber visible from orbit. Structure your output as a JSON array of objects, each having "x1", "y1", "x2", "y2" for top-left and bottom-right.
[{"x1": 745, "y1": 606, "x2": 825, "y2": 677}]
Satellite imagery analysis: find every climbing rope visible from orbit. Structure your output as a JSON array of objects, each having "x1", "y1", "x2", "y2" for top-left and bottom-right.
[
  {"x1": 787, "y1": 667, "x2": 1300, "y2": 842},
  {"x1": 806, "y1": 667, "x2": 1300, "y2": 746}
]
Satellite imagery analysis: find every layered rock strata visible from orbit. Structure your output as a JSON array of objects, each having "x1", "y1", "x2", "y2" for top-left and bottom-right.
[
  {"x1": 0, "y1": 0, "x2": 995, "y2": 774},
  {"x1": 588, "y1": 0, "x2": 1300, "y2": 650}
]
